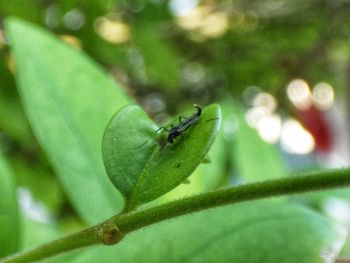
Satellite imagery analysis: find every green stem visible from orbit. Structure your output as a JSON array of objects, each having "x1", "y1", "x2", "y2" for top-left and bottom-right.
[
  {"x1": 1, "y1": 226, "x2": 100, "y2": 263},
  {"x1": 113, "y1": 168, "x2": 350, "y2": 232},
  {"x1": 2, "y1": 169, "x2": 350, "y2": 263}
]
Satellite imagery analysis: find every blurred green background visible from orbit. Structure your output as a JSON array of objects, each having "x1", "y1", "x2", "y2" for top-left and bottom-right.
[{"x1": 1, "y1": 0, "x2": 350, "y2": 251}]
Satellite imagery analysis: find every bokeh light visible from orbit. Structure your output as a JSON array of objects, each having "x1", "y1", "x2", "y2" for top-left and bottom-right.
[
  {"x1": 287, "y1": 79, "x2": 312, "y2": 110},
  {"x1": 169, "y1": 0, "x2": 199, "y2": 16},
  {"x1": 199, "y1": 11, "x2": 229, "y2": 38},
  {"x1": 175, "y1": 5, "x2": 228, "y2": 38},
  {"x1": 63, "y1": 9, "x2": 85, "y2": 31},
  {"x1": 182, "y1": 62, "x2": 205, "y2": 84},
  {"x1": 312, "y1": 82, "x2": 334, "y2": 111},
  {"x1": 45, "y1": 3, "x2": 60, "y2": 28},
  {"x1": 245, "y1": 91, "x2": 282, "y2": 144},
  {"x1": 253, "y1": 92, "x2": 277, "y2": 112},
  {"x1": 256, "y1": 114, "x2": 282, "y2": 143},
  {"x1": 175, "y1": 6, "x2": 207, "y2": 30},
  {"x1": 59, "y1": 35, "x2": 82, "y2": 48},
  {"x1": 281, "y1": 119, "x2": 315, "y2": 154},
  {"x1": 245, "y1": 106, "x2": 270, "y2": 128},
  {"x1": 94, "y1": 15, "x2": 131, "y2": 44}
]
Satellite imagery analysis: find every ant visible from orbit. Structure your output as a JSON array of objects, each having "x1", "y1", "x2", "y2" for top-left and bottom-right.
[{"x1": 156, "y1": 104, "x2": 202, "y2": 144}]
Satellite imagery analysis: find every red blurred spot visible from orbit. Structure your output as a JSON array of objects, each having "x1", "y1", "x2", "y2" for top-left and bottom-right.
[{"x1": 296, "y1": 106, "x2": 332, "y2": 153}]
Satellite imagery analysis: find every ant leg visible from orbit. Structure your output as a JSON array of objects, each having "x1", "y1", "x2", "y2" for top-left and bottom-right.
[
  {"x1": 130, "y1": 139, "x2": 150, "y2": 150},
  {"x1": 178, "y1": 132, "x2": 190, "y2": 149},
  {"x1": 156, "y1": 127, "x2": 170, "y2": 132},
  {"x1": 206, "y1": 117, "x2": 220, "y2": 122},
  {"x1": 178, "y1": 115, "x2": 189, "y2": 123}
]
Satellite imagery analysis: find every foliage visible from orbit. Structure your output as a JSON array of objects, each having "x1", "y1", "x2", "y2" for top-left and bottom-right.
[{"x1": 1, "y1": 1, "x2": 350, "y2": 262}]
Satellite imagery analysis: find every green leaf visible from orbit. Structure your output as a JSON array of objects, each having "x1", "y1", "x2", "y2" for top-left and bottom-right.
[
  {"x1": 155, "y1": 127, "x2": 229, "y2": 204},
  {"x1": 0, "y1": 153, "x2": 19, "y2": 257},
  {"x1": 5, "y1": 18, "x2": 131, "y2": 224},
  {"x1": 102, "y1": 104, "x2": 221, "y2": 210},
  {"x1": 113, "y1": 201, "x2": 344, "y2": 263}
]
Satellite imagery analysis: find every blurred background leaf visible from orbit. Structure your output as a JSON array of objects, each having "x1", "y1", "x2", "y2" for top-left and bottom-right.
[{"x1": 6, "y1": 18, "x2": 130, "y2": 224}]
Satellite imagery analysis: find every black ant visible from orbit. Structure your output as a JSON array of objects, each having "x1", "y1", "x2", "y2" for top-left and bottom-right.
[{"x1": 156, "y1": 104, "x2": 202, "y2": 144}]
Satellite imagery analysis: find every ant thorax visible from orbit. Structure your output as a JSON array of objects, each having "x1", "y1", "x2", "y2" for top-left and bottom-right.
[{"x1": 156, "y1": 104, "x2": 202, "y2": 144}]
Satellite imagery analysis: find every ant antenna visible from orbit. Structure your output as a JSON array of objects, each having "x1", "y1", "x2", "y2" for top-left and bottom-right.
[{"x1": 193, "y1": 104, "x2": 202, "y2": 116}]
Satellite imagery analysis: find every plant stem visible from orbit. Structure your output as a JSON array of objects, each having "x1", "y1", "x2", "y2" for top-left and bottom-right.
[
  {"x1": 2, "y1": 168, "x2": 350, "y2": 263},
  {"x1": 113, "y1": 168, "x2": 350, "y2": 232},
  {"x1": 1, "y1": 226, "x2": 101, "y2": 263}
]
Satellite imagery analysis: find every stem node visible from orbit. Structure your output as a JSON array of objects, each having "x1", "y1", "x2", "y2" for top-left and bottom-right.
[{"x1": 98, "y1": 220, "x2": 124, "y2": 245}]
